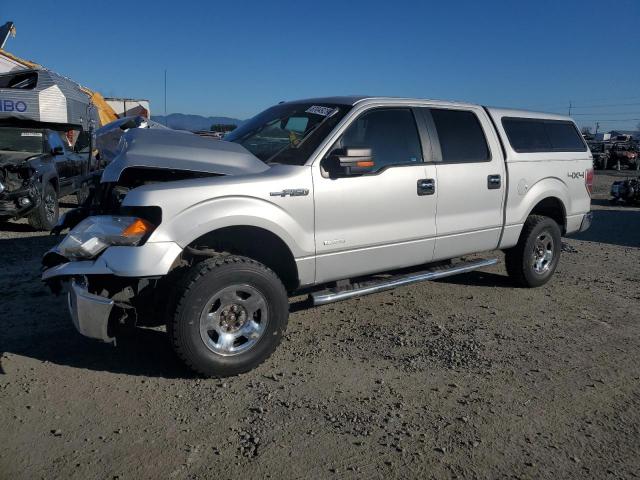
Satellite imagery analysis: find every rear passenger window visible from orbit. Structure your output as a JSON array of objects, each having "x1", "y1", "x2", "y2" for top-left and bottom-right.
[
  {"x1": 429, "y1": 109, "x2": 490, "y2": 163},
  {"x1": 502, "y1": 118, "x2": 586, "y2": 152}
]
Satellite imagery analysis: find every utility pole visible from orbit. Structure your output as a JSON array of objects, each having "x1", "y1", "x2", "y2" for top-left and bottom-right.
[
  {"x1": 568, "y1": 100, "x2": 572, "y2": 116},
  {"x1": 164, "y1": 69, "x2": 167, "y2": 126}
]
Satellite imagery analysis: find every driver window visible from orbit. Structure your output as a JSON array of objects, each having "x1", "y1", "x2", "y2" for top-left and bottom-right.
[
  {"x1": 47, "y1": 132, "x2": 65, "y2": 152},
  {"x1": 337, "y1": 108, "x2": 423, "y2": 170}
]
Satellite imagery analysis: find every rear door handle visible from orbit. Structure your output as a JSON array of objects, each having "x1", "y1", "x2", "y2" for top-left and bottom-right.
[
  {"x1": 417, "y1": 178, "x2": 435, "y2": 196},
  {"x1": 487, "y1": 174, "x2": 501, "y2": 189}
]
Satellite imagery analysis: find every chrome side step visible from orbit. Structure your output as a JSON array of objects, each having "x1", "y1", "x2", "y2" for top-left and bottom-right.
[{"x1": 310, "y1": 258, "x2": 498, "y2": 306}]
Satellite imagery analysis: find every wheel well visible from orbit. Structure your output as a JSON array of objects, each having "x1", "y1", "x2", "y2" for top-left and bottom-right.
[
  {"x1": 186, "y1": 226, "x2": 299, "y2": 292},
  {"x1": 529, "y1": 197, "x2": 566, "y2": 233}
]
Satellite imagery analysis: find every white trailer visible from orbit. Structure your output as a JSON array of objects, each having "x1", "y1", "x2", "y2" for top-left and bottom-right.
[{"x1": 105, "y1": 98, "x2": 150, "y2": 119}]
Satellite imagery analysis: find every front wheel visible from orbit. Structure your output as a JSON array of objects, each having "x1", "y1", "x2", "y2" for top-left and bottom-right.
[
  {"x1": 505, "y1": 215, "x2": 561, "y2": 288},
  {"x1": 169, "y1": 255, "x2": 289, "y2": 377},
  {"x1": 27, "y1": 182, "x2": 59, "y2": 231}
]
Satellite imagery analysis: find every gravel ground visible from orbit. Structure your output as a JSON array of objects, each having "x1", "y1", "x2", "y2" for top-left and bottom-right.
[{"x1": 1, "y1": 173, "x2": 639, "y2": 479}]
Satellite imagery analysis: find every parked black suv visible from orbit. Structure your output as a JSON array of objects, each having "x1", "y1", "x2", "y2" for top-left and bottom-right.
[{"x1": 0, "y1": 126, "x2": 93, "y2": 230}]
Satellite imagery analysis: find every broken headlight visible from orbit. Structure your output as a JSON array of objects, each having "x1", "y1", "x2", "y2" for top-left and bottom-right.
[{"x1": 57, "y1": 215, "x2": 156, "y2": 259}]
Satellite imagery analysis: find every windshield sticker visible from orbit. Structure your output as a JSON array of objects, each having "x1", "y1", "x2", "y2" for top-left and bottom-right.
[
  {"x1": 305, "y1": 105, "x2": 336, "y2": 117},
  {"x1": 21, "y1": 132, "x2": 43, "y2": 137}
]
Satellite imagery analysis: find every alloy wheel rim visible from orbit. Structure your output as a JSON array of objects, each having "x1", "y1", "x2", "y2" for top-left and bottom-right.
[
  {"x1": 199, "y1": 284, "x2": 269, "y2": 356},
  {"x1": 532, "y1": 232, "x2": 554, "y2": 274},
  {"x1": 44, "y1": 193, "x2": 57, "y2": 222}
]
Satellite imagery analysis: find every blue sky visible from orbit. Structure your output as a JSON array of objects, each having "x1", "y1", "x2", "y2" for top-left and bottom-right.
[{"x1": 5, "y1": 0, "x2": 640, "y2": 129}]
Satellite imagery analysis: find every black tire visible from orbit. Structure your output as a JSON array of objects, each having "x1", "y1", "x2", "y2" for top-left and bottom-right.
[
  {"x1": 504, "y1": 215, "x2": 561, "y2": 288},
  {"x1": 27, "y1": 182, "x2": 59, "y2": 231},
  {"x1": 169, "y1": 255, "x2": 289, "y2": 377},
  {"x1": 76, "y1": 182, "x2": 90, "y2": 205}
]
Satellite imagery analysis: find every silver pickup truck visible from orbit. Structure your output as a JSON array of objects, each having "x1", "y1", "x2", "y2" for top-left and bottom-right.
[{"x1": 42, "y1": 96, "x2": 593, "y2": 377}]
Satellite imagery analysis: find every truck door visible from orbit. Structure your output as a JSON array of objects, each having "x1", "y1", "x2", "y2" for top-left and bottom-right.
[
  {"x1": 312, "y1": 107, "x2": 438, "y2": 284},
  {"x1": 420, "y1": 107, "x2": 505, "y2": 260},
  {"x1": 47, "y1": 131, "x2": 73, "y2": 193}
]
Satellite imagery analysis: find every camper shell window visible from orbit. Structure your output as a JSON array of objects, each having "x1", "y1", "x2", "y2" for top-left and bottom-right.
[
  {"x1": 0, "y1": 71, "x2": 38, "y2": 90},
  {"x1": 502, "y1": 117, "x2": 587, "y2": 153}
]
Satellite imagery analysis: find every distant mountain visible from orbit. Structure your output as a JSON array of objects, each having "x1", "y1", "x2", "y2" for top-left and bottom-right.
[{"x1": 152, "y1": 113, "x2": 243, "y2": 131}]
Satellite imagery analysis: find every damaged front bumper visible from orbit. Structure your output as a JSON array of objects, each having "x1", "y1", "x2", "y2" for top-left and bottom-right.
[
  {"x1": 0, "y1": 180, "x2": 40, "y2": 218},
  {"x1": 43, "y1": 241, "x2": 183, "y2": 280},
  {"x1": 42, "y1": 241, "x2": 183, "y2": 342},
  {"x1": 68, "y1": 279, "x2": 115, "y2": 343}
]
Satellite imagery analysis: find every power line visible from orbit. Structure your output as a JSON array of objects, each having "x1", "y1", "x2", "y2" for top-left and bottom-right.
[
  {"x1": 581, "y1": 118, "x2": 640, "y2": 122},
  {"x1": 571, "y1": 102, "x2": 640, "y2": 109},
  {"x1": 540, "y1": 101, "x2": 640, "y2": 110},
  {"x1": 570, "y1": 111, "x2": 640, "y2": 116},
  {"x1": 523, "y1": 96, "x2": 640, "y2": 110}
]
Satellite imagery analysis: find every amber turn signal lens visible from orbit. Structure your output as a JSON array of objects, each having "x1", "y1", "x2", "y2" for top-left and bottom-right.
[
  {"x1": 122, "y1": 218, "x2": 154, "y2": 237},
  {"x1": 356, "y1": 161, "x2": 374, "y2": 168}
]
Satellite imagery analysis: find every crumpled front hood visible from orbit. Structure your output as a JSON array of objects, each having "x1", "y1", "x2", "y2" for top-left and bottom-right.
[
  {"x1": 95, "y1": 115, "x2": 170, "y2": 165},
  {"x1": 101, "y1": 128, "x2": 269, "y2": 183},
  {"x1": 0, "y1": 150, "x2": 38, "y2": 167}
]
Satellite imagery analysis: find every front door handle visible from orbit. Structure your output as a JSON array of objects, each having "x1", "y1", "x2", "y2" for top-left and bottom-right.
[
  {"x1": 417, "y1": 178, "x2": 435, "y2": 196},
  {"x1": 487, "y1": 174, "x2": 501, "y2": 189}
]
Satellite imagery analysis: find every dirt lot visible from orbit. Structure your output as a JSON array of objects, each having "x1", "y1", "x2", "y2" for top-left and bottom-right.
[{"x1": 1, "y1": 173, "x2": 639, "y2": 479}]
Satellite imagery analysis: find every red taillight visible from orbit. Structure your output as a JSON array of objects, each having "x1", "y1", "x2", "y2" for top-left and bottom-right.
[{"x1": 585, "y1": 168, "x2": 594, "y2": 196}]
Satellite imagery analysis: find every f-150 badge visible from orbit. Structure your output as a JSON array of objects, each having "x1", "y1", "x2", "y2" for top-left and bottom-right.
[{"x1": 269, "y1": 189, "x2": 309, "y2": 197}]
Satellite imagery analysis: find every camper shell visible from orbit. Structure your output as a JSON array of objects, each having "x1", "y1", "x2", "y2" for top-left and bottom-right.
[
  {"x1": 0, "y1": 68, "x2": 106, "y2": 229},
  {"x1": 0, "y1": 68, "x2": 100, "y2": 130}
]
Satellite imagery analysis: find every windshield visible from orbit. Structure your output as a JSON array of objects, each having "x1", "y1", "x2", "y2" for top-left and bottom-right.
[
  {"x1": 225, "y1": 103, "x2": 351, "y2": 165},
  {"x1": 0, "y1": 127, "x2": 45, "y2": 153}
]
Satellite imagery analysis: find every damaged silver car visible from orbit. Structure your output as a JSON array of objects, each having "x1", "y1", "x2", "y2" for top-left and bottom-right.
[{"x1": 42, "y1": 97, "x2": 592, "y2": 378}]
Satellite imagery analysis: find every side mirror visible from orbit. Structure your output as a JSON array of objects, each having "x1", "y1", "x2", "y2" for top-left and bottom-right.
[
  {"x1": 51, "y1": 146, "x2": 64, "y2": 156},
  {"x1": 326, "y1": 147, "x2": 375, "y2": 176}
]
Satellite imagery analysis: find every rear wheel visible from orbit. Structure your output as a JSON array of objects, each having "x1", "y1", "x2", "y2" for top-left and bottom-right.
[
  {"x1": 169, "y1": 255, "x2": 289, "y2": 377},
  {"x1": 27, "y1": 182, "x2": 59, "y2": 231},
  {"x1": 505, "y1": 215, "x2": 561, "y2": 288}
]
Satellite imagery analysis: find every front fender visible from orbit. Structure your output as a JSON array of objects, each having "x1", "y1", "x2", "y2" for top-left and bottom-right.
[
  {"x1": 28, "y1": 158, "x2": 58, "y2": 193},
  {"x1": 148, "y1": 195, "x2": 314, "y2": 258}
]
